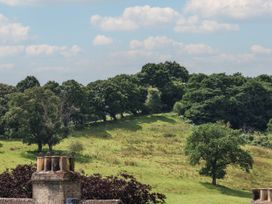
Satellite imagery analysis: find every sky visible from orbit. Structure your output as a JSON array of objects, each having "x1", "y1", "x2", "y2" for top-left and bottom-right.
[{"x1": 0, "y1": 0, "x2": 272, "y2": 85}]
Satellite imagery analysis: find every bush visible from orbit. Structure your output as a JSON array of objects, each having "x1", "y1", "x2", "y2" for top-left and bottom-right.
[
  {"x1": 145, "y1": 87, "x2": 162, "y2": 114},
  {"x1": 267, "y1": 119, "x2": 272, "y2": 133},
  {"x1": 0, "y1": 143, "x2": 3, "y2": 148},
  {"x1": 241, "y1": 132, "x2": 272, "y2": 148},
  {"x1": 173, "y1": 101, "x2": 186, "y2": 115},
  {"x1": 80, "y1": 173, "x2": 166, "y2": 204},
  {"x1": 68, "y1": 141, "x2": 84, "y2": 155},
  {"x1": 0, "y1": 164, "x2": 166, "y2": 204},
  {"x1": 0, "y1": 165, "x2": 36, "y2": 198}
]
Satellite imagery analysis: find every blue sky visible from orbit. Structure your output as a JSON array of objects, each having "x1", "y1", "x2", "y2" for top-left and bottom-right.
[{"x1": 0, "y1": 0, "x2": 272, "y2": 85}]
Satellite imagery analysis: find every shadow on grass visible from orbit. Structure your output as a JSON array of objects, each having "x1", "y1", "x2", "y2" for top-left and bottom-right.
[
  {"x1": 200, "y1": 182, "x2": 251, "y2": 199},
  {"x1": 20, "y1": 150, "x2": 92, "y2": 163},
  {"x1": 72, "y1": 114, "x2": 176, "y2": 138}
]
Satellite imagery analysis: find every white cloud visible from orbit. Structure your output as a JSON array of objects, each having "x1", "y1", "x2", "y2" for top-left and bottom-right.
[
  {"x1": 185, "y1": 0, "x2": 272, "y2": 19},
  {"x1": 0, "y1": 0, "x2": 90, "y2": 6},
  {"x1": 184, "y1": 44, "x2": 215, "y2": 55},
  {"x1": 0, "y1": 44, "x2": 81, "y2": 57},
  {"x1": 0, "y1": 46, "x2": 24, "y2": 57},
  {"x1": 91, "y1": 5, "x2": 179, "y2": 31},
  {"x1": 0, "y1": 14, "x2": 29, "y2": 43},
  {"x1": 93, "y1": 35, "x2": 113, "y2": 45},
  {"x1": 129, "y1": 36, "x2": 183, "y2": 50},
  {"x1": 125, "y1": 36, "x2": 216, "y2": 58},
  {"x1": 175, "y1": 15, "x2": 239, "y2": 33},
  {"x1": 0, "y1": 63, "x2": 15, "y2": 70},
  {"x1": 25, "y1": 44, "x2": 81, "y2": 57},
  {"x1": 250, "y1": 44, "x2": 272, "y2": 55}
]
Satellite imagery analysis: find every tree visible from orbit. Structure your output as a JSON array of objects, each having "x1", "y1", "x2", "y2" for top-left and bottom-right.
[
  {"x1": 0, "y1": 83, "x2": 16, "y2": 138},
  {"x1": 16, "y1": 76, "x2": 40, "y2": 92},
  {"x1": 185, "y1": 123, "x2": 253, "y2": 185},
  {"x1": 4, "y1": 87, "x2": 66, "y2": 152},
  {"x1": 86, "y1": 79, "x2": 124, "y2": 121},
  {"x1": 145, "y1": 87, "x2": 162, "y2": 114},
  {"x1": 43, "y1": 81, "x2": 61, "y2": 96},
  {"x1": 228, "y1": 80, "x2": 272, "y2": 130},
  {"x1": 138, "y1": 61, "x2": 189, "y2": 111},
  {"x1": 110, "y1": 74, "x2": 146, "y2": 115},
  {"x1": 60, "y1": 80, "x2": 87, "y2": 128}
]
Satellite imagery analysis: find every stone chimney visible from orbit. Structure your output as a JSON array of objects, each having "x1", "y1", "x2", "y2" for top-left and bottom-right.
[{"x1": 31, "y1": 156, "x2": 81, "y2": 204}]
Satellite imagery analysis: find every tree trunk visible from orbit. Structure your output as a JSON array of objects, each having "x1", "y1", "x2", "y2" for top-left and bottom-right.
[
  {"x1": 48, "y1": 143, "x2": 53, "y2": 153},
  {"x1": 38, "y1": 143, "x2": 42, "y2": 152},
  {"x1": 212, "y1": 174, "x2": 217, "y2": 185},
  {"x1": 111, "y1": 114, "x2": 117, "y2": 120}
]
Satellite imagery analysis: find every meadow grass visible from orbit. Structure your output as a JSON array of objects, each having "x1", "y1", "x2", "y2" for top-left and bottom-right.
[{"x1": 1, "y1": 113, "x2": 272, "y2": 204}]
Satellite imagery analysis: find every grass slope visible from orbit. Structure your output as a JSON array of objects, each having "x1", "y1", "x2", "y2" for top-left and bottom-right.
[{"x1": 1, "y1": 113, "x2": 272, "y2": 204}]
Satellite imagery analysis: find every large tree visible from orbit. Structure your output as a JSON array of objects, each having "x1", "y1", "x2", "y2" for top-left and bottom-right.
[
  {"x1": 60, "y1": 80, "x2": 87, "y2": 128},
  {"x1": 0, "y1": 83, "x2": 16, "y2": 138},
  {"x1": 185, "y1": 123, "x2": 253, "y2": 185},
  {"x1": 110, "y1": 74, "x2": 146, "y2": 116},
  {"x1": 86, "y1": 79, "x2": 124, "y2": 121},
  {"x1": 3, "y1": 87, "x2": 66, "y2": 151},
  {"x1": 138, "y1": 61, "x2": 188, "y2": 111},
  {"x1": 16, "y1": 76, "x2": 40, "y2": 92}
]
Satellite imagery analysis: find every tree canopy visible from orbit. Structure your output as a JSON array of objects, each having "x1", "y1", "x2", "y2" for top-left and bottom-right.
[
  {"x1": 3, "y1": 87, "x2": 66, "y2": 151},
  {"x1": 185, "y1": 123, "x2": 253, "y2": 185}
]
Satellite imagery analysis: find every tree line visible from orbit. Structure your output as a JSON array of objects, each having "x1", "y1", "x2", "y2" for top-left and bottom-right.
[
  {"x1": 0, "y1": 61, "x2": 189, "y2": 151},
  {"x1": 1, "y1": 61, "x2": 272, "y2": 151}
]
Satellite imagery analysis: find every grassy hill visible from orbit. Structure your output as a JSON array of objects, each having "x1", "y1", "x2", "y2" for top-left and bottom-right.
[{"x1": 1, "y1": 113, "x2": 272, "y2": 204}]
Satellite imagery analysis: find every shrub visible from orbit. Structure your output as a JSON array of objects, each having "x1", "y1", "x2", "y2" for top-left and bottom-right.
[
  {"x1": 267, "y1": 119, "x2": 272, "y2": 133},
  {"x1": 0, "y1": 164, "x2": 166, "y2": 204},
  {"x1": 80, "y1": 173, "x2": 166, "y2": 204},
  {"x1": 0, "y1": 143, "x2": 3, "y2": 148},
  {"x1": 68, "y1": 141, "x2": 84, "y2": 155},
  {"x1": 0, "y1": 165, "x2": 36, "y2": 198},
  {"x1": 145, "y1": 87, "x2": 162, "y2": 114}
]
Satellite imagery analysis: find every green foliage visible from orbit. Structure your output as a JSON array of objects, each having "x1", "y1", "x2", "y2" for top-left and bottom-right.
[
  {"x1": 43, "y1": 81, "x2": 61, "y2": 95},
  {"x1": 16, "y1": 76, "x2": 40, "y2": 92},
  {"x1": 61, "y1": 80, "x2": 87, "y2": 128},
  {"x1": 110, "y1": 74, "x2": 146, "y2": 115},
  {"x1": 0, "y1": 83, "x2": 16, "y2": 138},
  {"x1": 138, "y1": 61, "x2": 188, "y2": 110},
  {"x1": 178, "y1": 73, "x2": 272, "y2": 131},
  {"x1": 86, "y1": 79, "x2": 124, "y2": 120},
  {"x1": 241, "y1": 132, "x2": 272, "y2": 148},
  {"x1": 267, "y1": 119, "x2": 272, "y2": 133},
  {"x1": 145, "y1": 87, "x2": 162, "y2": 114},
  {"x1": 3, "y1": 87, "x2": 66, "y2": 151},
  {"x1": 68, "y1": 141, "x2": 84, "y2": 155},
  {"x1": 185, "y1": 123, "x2": 253, "y2": 185}
]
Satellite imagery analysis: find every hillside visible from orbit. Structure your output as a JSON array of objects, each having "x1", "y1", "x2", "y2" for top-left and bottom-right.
[{"x1": 0, "y1": 113, "x2": 272, "y2": 204}]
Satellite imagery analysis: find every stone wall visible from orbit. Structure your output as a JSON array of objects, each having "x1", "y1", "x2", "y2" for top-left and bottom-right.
[
  {"x1": 0, "y1": 198, "x2": 34, "y2": 204},
  {"x1": 0, "y1": 199, "x2": 122, "y2": 204},
  {"x1": 81, "y1": 201, "x2": 122, "y2": 204}
]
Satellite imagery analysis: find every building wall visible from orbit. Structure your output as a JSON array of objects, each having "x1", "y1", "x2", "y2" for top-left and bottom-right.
[{"x1": 0, "y1": 198, "x2": 34, "y2": 204}]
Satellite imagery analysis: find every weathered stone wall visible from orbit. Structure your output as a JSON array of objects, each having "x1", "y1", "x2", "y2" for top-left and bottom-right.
[
  {"x1": 0, "y1": 199, "x2": 122, "y2": 204},
  {"x1": 81, "y1": 200, "x2": 122, "y2": 204},
  {"x1": 0, "y1": 198, "x2": 34, "y2": 204}
]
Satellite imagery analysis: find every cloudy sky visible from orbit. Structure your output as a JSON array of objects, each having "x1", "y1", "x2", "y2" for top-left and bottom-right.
[{"x1": 0, "y1": 0, "x2": 272, "y2": 85}]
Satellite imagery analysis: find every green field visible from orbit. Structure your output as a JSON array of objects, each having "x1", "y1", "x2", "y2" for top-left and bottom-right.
[{"x1": 1, "y1": 113, "x2": 272, "y2": 204}]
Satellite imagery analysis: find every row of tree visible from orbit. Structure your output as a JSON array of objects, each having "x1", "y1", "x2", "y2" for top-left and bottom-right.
[
  {"x1": 174, "y1": 73, "x2": 272, "y2": 131},
  {"x1": 1, "y1": 61, "x2": 272, "y2": 151},
  {"x1": 0, "y1": 62, "x2": 189, "y2": 151}
]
